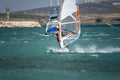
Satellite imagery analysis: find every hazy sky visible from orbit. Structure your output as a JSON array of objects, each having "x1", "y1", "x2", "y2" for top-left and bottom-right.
[{"x1": 0, "y1": 0, "x2": 102, "y2": 13}]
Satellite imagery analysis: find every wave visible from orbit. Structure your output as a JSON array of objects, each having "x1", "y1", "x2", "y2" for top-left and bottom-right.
[
  {"x1": 98, "y1": 33, "x2": 110, "y2": 36},
  {"x1": 112, "y1": 38, "x2": 120, "y2": 40},
  {"x1": 74, "y1": 45, "x2": 120, "y2": 53},
  {"x1": 47, "y1": 45, "x2": 120, "y2": 54},
  {"x1": 82, "y1": 38, "x2": 92, "y2": 41},
  {"x1": 47, "y1": 47, "x2": 70, "y2": 53},
  {"x1": 24, "y1": 41, "x2": 28, "y2": 43},
  {"x1": 13, "y1": 32, "x2": 17, "y2": 35},
  {"x1": 82, "y1": 33, "x2": 110, "y2": 37},
  {"x1": 90, "y1": 54, "x2": 99, "y2": 57},
  {"x1": 0, "y1": 41, "x2": 5, "y2": 43}
]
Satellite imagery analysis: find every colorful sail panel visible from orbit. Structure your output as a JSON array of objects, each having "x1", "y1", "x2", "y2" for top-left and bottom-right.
[
  {"x1": 46, "y1": 8, "x2": 58, "y2": 35},
  {"x1": 57, "y1": 0, "x2": 81, "y2": 48}
]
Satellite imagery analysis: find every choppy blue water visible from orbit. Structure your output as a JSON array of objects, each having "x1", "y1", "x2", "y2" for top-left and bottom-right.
[{"x1": 0, "y1": 24, "x2": 120, "y2": 80}]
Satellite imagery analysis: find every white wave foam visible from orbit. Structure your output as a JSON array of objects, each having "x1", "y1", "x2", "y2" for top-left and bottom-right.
[
  {"x1": 11, "y1": 37, "x2": 17, "y2": 40},
  {"x1": 1, "y1": 41, "x2": 5, "y2": 43},
  {"x1": 39, "y1": 33, "x2": 50, "y2": 37},
  {"x1": 81, "y1": 69, "x2": 87, "y2": 72},
  {"x1": 98, "y1": 33, "x2": 110, "y2": 36},
  {"x1": 46, "y1": 45, "x2": 120, "y2": 54},
  {"x1": 47, "y1": 47, "x2": 70, "y2": 53},
  {"x1": 113, "y1": 38, "x2": 120, "y2": 40},
  {"x1": 13, "y1": 32, "x2": 16, "y2": 35},
  {"x1": 82, "y1": 38, "x2": 91, "y2": 41},
  {"x1": 82, "y1": 33, "x2": 110, "y2": 37},
  {"x1": 32, "y1": 32, "x2": 49, "y2": 37},
  {"x1": 74, "y1": 45, "x2": 120, "y2": 53},
  {"x1": 82, "y1": 38, "x2": 102, "y2": 41},
  {"x1": 24, "y1": 41, "x2": 28, "y2": 43},
  {"x1": 90, "y1": 54, "x2": 99, "y2": 57},
  {"x1": 82, "y1": 34, "x2": 88, "y2": 37}
]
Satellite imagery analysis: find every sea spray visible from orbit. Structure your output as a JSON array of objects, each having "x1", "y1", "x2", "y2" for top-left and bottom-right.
[
  {"x1": 47, "y1": 45, "x2": 120, "y2": 54},
  {"x1": 74, "y1": 45, "x2": 120, "y2": 53}
]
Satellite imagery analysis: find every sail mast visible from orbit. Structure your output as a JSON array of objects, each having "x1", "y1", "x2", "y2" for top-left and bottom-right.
[
  {"x1": 50, "y1": 0, "x2": 52, "y2": 7},
  {"x1": 57, "y1": 0, "x2": 59, "y2": 6}
]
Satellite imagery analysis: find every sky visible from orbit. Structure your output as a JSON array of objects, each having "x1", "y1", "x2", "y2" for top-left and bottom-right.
[{"x1": 0, "y1": 0, "x2": 103, "y2": 13}]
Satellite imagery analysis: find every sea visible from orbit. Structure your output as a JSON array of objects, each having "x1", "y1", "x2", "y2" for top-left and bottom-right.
[{"x1": 0, "y1": 24, "x2": 120, "y2": 80}]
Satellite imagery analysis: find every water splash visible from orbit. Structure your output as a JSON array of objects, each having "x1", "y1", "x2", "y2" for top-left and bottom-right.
[
  {"x1": 47, "y1": 45, "x2": 120, "y2": 54},
  {"x1": 74, "y1": 45, "x2": 120, "y2": 53},
  {"x1": 47, "y1": 47, "x2": 70, "y2": 53},
  {"x1": 32, "y1": 32, "x2": 49, "y2": 37}
]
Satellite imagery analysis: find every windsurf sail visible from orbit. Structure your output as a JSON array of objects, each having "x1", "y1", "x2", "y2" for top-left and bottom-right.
[
  {"x1": 46, "y1": 8, "x2": 59, "y2": 35},
  {"x1": 57, "y1": 0, "x2": 81, "y2": 48}
]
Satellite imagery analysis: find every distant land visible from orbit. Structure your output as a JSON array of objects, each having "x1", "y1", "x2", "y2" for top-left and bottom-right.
[
  {"x1": 0, "y1": 0, "x2": 120, "y2": 26},
  {"x1": 12, "y1": 0, "x2": 120, "y2": 15}
]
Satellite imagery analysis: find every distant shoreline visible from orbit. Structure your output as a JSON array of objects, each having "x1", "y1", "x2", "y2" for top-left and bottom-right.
[
  {"x1": 0, "y1": 13, "x2": 119, "y2": 28},
  {"x1": 0, "y1": 21, "x2": 41, "y2": 28},
  {"x1": 0, "y1": 0, "x2": 119, "y2": 27}
]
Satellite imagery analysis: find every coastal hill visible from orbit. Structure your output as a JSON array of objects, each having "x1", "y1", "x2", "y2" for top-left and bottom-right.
[
  {"x1": 0, "y1": 0, "x2": 120, "y2": 25},
  {"x1": 80, "y1": 0, "x2": 120, "y2": 14},
  {"x1": 12, "y1": 0, "x2": 120, "y2": 15},
  {"x1": 11, "y1": 0, "x2": 120, "y2": 24}
]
